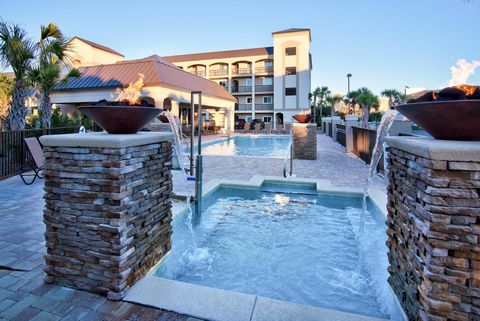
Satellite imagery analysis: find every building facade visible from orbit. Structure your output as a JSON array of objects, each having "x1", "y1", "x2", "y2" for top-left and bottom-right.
[{"x1": 162, "y1": 28, "x2": 312, "y2": 127}]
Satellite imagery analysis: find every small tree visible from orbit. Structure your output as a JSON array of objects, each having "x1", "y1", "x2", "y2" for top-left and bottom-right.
[
  {"x1": 353, "y1": 87, "x2": 379, "y2": 124},
  {"x1": 28, "y1": 23, "x2": 80, "y2": 128},
  {"x1": 381, "y1": 89, "x2": 403, "y2": 108},
  {"x1": 0, "y1": 73, "x2": 14, "y2": 130},
  {"x1": 0, "y1": 21, "x2": 35, "y2": 130}
]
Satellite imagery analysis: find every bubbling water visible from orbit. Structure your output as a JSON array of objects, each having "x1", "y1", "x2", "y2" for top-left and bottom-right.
[{"x1": 360, "y1": 109, "x2": 399, "y2": 232}]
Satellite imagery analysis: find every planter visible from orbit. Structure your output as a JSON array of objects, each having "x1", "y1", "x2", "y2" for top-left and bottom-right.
[
  {"x1": 395, "y1": 100, "x2": 480, "y2": 140},
  {"x1": 292, "y1": 114, "x2": 312, "y2": 124},
  {"x1": 79, "y1": 106, "x2": 161, "y2": 134}
]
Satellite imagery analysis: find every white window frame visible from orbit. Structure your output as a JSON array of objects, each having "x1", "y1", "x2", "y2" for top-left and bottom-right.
[
  {"x1": 246, "y1": 79, "x2": 252, "y2": 86},
  {"x1": 246, "y1": 116, "x2": 253, "y2": 122},
  {"x1": 246, "y1": 97, "x2": 253, "y2": 104},
  {"x1": 263, "y1": 116, "x2": 272, "y2": 123},
  {"x1": 263, "y1": 78, "x2": 272, "y2": 85},
  {"x1": 263, "y1": 96, "x2": 273, "y2": 104}
]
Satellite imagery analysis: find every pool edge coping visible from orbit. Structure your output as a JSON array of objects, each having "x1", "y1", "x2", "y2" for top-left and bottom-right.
[{"x1": 126, "y1": 175, "x2": 404, "y2": 321}]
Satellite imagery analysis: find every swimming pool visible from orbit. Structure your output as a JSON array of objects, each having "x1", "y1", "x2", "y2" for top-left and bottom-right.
[
  {"x1": 199, "y1": 135, "x2": 291, "y2": 157},
  {"x1": 155, "y1": 183, "x2": 395, "y2": 319}
]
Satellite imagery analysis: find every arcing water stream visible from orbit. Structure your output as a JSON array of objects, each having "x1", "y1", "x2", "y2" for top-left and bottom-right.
[{"x1": 360, "y1": 109, "x2": 399, "y2": 233}]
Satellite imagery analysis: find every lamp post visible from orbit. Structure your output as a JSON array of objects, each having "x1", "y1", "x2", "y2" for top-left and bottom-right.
[
  {"x1": 404, "y1": 85, "x2": 410, "y2": 98},
  {"x1": 347, "y1": 73, "x2": 352, "y2": 114}
]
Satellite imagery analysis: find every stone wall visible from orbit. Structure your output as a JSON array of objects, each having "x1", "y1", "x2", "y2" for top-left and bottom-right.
[
  {"x1": 40, "y1": 133, "x2": 173, "y2": 300},
  {"x1": 293, "y1": 123, "x2": 317, "y2": 160},
  {"x1": 386, "y1": 137, "x2": 480, "y2": 321}
]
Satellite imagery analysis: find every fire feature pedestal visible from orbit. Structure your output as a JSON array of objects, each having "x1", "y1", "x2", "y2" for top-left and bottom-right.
[
  {"x1": 293, "y1": 123, "x2": 317, "y2": 160},
  {"x1": 40, "y1": 132, "x2": 174, "y2": 300},
  {"x1": 385, "y1": 136, "x2": 480, "y2": 321}
]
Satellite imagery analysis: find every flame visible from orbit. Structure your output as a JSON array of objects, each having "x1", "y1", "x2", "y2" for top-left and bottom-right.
[
  {"x1": 115, "y1": 74, "x2": 144, "y2": 105},
  {"x1": 453, "y1": 84, "x2": 477, "y2": 96}
]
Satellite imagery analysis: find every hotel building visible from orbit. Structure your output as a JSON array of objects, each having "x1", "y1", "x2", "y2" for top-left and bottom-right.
[{"x1": 162, "y1": 28, "x2": 312, "y2": 127}]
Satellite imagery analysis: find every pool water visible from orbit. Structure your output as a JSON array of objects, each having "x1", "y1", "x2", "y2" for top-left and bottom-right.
[
  {"x1": 199, "y1": 135, "x2": 291, "y2": 157},
  {"x1": 156, "y1": 186, "x2": 394, "y2": 319}
]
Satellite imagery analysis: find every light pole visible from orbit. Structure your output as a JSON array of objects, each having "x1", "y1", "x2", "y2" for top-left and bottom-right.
[
  {"x1": 347, "y1": 73, "x2": 352, "y2": 114},
  {"x1": 404, "y1": 85, "x2": 410, "y2": 98}
]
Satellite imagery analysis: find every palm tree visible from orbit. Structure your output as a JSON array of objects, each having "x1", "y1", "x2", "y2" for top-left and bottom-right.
[
  {"x1": 353, "y1": 87, "x2": 379, "y2": 124},
  {"x1": 28, "y1": 23, "x2": 80, "y2": 128},
  {"x1": 381, "y1": 89, "x2": 403, "y2": 109},
  {"x1": 326, "y1": 94, "x2": 344, "y2": 117},
  {"x1": 0, "y1": 21, "x2": 35, "y2": 130}
]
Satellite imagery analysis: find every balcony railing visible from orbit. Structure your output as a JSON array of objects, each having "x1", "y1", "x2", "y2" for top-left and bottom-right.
[
  {"x1": 255, "y1": 85, "x2": 273, "y2": 92},
  {"x1": 231, "y1": 86, "x2": 252, "y2": 93},
  {"x1": 255, "y1": 103, "x2": 274, "y2": 111},
  {"x1": 190, "y1": 70, "x2": 206, "y2": 77},
  {"x1": 209, "y1": 69, "x2": 228, "y2": 77},
  {"x1": 232, "y1": 67, "x2": 252, "y2": 75},
  {"x1": 255, "y1": 66, "x2": 273, "y2": 74},
  {"x1": 237, "y1": 104, "x2": 253, "y2": 111}
]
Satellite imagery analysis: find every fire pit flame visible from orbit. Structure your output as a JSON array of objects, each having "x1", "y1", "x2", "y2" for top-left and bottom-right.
[{"x1": 115, "y1": 73, "x2": 145, "y2": 105}]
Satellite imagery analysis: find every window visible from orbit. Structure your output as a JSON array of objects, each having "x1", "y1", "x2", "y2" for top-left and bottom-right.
[
  {"x1": 246, "y1": 97, "x2": 252, "y2": 104},
  {"x1": 285, "y1": 88, "x2": 296, "y2": 96},
  {"x1": 219, "y1": 80, "x2": 227, "y2": 87},
  {"x1": 263, "y1": 78, "x2": 272, "y2": 85},
  {"x1": 285, "y1": 47, "x2": 296, "y2": 56},
  {"x1": 285, "y1": 67, "x2": 296, "y2": 75},
  {"x1": 246, "y1": 116, "x2": 253, "y2": 122},
  {"x1": 265, "y1": 61, "x2": 273, "y2": 67},
  {"x1": 263, "y1": 96, "x2": 273, "y2": 104},
  {"x1": 263, "y1": 116, "x2": 272, "y2": 123},
  {"x1": 246, "y1": 79, "x2": 252, "y2": 86}
]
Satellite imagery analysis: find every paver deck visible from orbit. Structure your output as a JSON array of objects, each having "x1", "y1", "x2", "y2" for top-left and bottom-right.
[{"x1": 0, "y1": 133, "x2": 386, "y2": 320}]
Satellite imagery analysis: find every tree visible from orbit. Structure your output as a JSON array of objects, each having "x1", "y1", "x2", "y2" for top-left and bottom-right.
[
  {"x1": 0, "y1": 21, "x2": 35, "y2": 130},
  {"x1": 28, "y1": 23, "x2": 80, "y2": 128},
  {"x1": 311, "y1": 86, "x2": 331, "y2": 125},
  {"x1": 381, "y1": 89, "x2": 403, "y2": 109},
  {"x1": 352, "y1": 87, "x2": 379, "y2": 124},
  {"x1": 326, "y1": 94, "x2": 344, "y2": 117},
  {"x1": 0, "y1": 73, "x2": 14, "y2": 130}
]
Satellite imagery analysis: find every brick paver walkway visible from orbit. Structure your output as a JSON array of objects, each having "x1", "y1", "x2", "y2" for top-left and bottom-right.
[{"x1": 0, "y1": 133, "x2": 385, "y2": 320}]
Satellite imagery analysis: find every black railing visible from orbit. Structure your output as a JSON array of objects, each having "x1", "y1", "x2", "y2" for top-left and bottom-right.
[
  {"x1": 237, "y1": 104, "x2": 252, "y2": 111},
  {"x1": 352, "y1": 126, "x2": 384, "y2": 173},
  {"x1": 255, "y1": 85, "x2": 273, "y2": 92},
  {"x1": 0, "y1": 125, "x2": 101, "y2": 180},
  {"x1": 231, "y1": 86, "x2": 252, "y2": 93},
  {"x1": 255, "y1": 103, "x2": 274, "y2": 111},
  {"x1": 209, "y1": 69, "x2": 228, "y2": 76},
  {"x1": 328, "y1": 123, "x2": 333, "y2": 137},
  {"x1": 336, "y1": 124, "x2": 346, "y2": 147},
  {"x1": 255, "y1": 66, "x2": 273, "y2": 74}
]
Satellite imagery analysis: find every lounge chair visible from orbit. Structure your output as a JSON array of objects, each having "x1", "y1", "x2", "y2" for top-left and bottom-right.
[
  {"x1": 20, "y1": 137, "x2": 44, "y2": 185},
  {"x1": 243, "y1": 122, "x2": 251, "y2": 133},
  {"x1": 253, "y1": 123, "x2": 261, "y2": 134},
  {"x1": 263, "y1": 123, "x2": 272, "y2": 134},
  {"x1": 283, "y1": 122, "x2": 292, "y2": 134},
  {"x1": 276, "y1": 123, "x2": 284, "y2": 134}
]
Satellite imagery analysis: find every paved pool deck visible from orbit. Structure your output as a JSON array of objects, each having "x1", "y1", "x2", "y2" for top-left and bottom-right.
[{"x1": 0, "y1": 133, "x2": 386, "y2": 320}]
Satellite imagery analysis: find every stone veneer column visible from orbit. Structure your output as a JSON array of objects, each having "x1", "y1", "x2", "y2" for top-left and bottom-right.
[
  {"x1": 385, "y1": 136, "x2": 480, "y2": 321},
  {"x1": 39, "y1": 132, "x2": 174, "y2": 300},
  {"x1": 292, "y1": 123, "x2": 317, "y2": 160}
]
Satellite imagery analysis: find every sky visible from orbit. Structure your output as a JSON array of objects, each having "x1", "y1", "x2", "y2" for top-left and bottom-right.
[{"x1": 1, "y1": 0, "x2": 480, "y2": 95}]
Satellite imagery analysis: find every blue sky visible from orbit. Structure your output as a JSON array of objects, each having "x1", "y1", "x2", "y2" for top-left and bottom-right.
[{"x1": 1, "y1": 0, "x2": 479, "y2": 95}]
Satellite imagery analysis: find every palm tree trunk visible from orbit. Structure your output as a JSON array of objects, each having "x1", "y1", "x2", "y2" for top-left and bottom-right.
[
  {"x1": 40, "y1": 92, "x2": 52, "y2": 128},
  {"x1": 10, "y1": 79, "x2": 27, "y2": 131},
  {"x1": 362, "y1": 106, "x2": 370, "y2": 125}
]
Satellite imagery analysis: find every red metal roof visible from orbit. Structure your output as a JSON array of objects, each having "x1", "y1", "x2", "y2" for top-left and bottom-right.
[
  {"x1": 70, "y1": 36, "x2": 125, "y2": 57},
  {"x1": 161, "y1": 47, "x2": 273, "y2": 63},
  {"x1": 54, "y1": 55, "x2": 236, "y2": 102}
]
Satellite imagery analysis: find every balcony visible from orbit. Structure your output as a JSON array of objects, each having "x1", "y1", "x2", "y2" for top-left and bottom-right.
[
  {"x1": 231, "y1": 86, "x2": 252, "y2": 93},
  {"x1": 255, "y1": 66, "x2": 273, "y2": 74},
  {"x1": 237, "y1": 104, "x2": 252, "y2": 111},
  {"x1": 190, "y1": 70, "x2": 206, "y2": 77},
  {"x1": 255, "y1": 103, "x2": 274, "y2": 111},
  {"x1": 255, "y1": 85, "x2": 273, "y2": 92},
  {"x1": 232, "y1": 67, "x2": 252, "y2": 76},
  {"x1": 209, "y1": 69, "x2": 228, "y2": 77}
]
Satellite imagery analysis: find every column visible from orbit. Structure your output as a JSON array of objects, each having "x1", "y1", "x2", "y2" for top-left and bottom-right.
[
  {"x1": 251, "y1": 64, "x2": 256, "y2": 120},
  {"x1": 40, "y1": 132, "x2": 174, "y2": 300},
  {"x1": 331, "y1": 116, "x2": 342, "y2": 141},
  {"x1": 344, "y1": 115, "x2": 359, "y2": 153}
]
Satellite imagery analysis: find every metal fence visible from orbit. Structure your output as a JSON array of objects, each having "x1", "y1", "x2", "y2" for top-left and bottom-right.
[
  {"x1": 336, "y1": 124, "x2": 346, "y2": 147},
  {"x1": 328, "y1": 123, "x2": 332, "y2": 137},
  {"x1": 0, "y1": 125, "x2": 100, "y2": 180},
  {"x1": 352, "y1": 126, "x2": 384, "y2": 173}
]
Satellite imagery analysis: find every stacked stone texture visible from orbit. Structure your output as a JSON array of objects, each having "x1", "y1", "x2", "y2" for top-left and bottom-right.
[
  {"x1": 43, "y1": 141, "x2": 173, "y2": 300},
  {"x1": 293, "y1": 123, "x2": 317, "y2": 160},
  {"x1": 387, "y1": 146, "x2": 480, "y2": 321}
]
